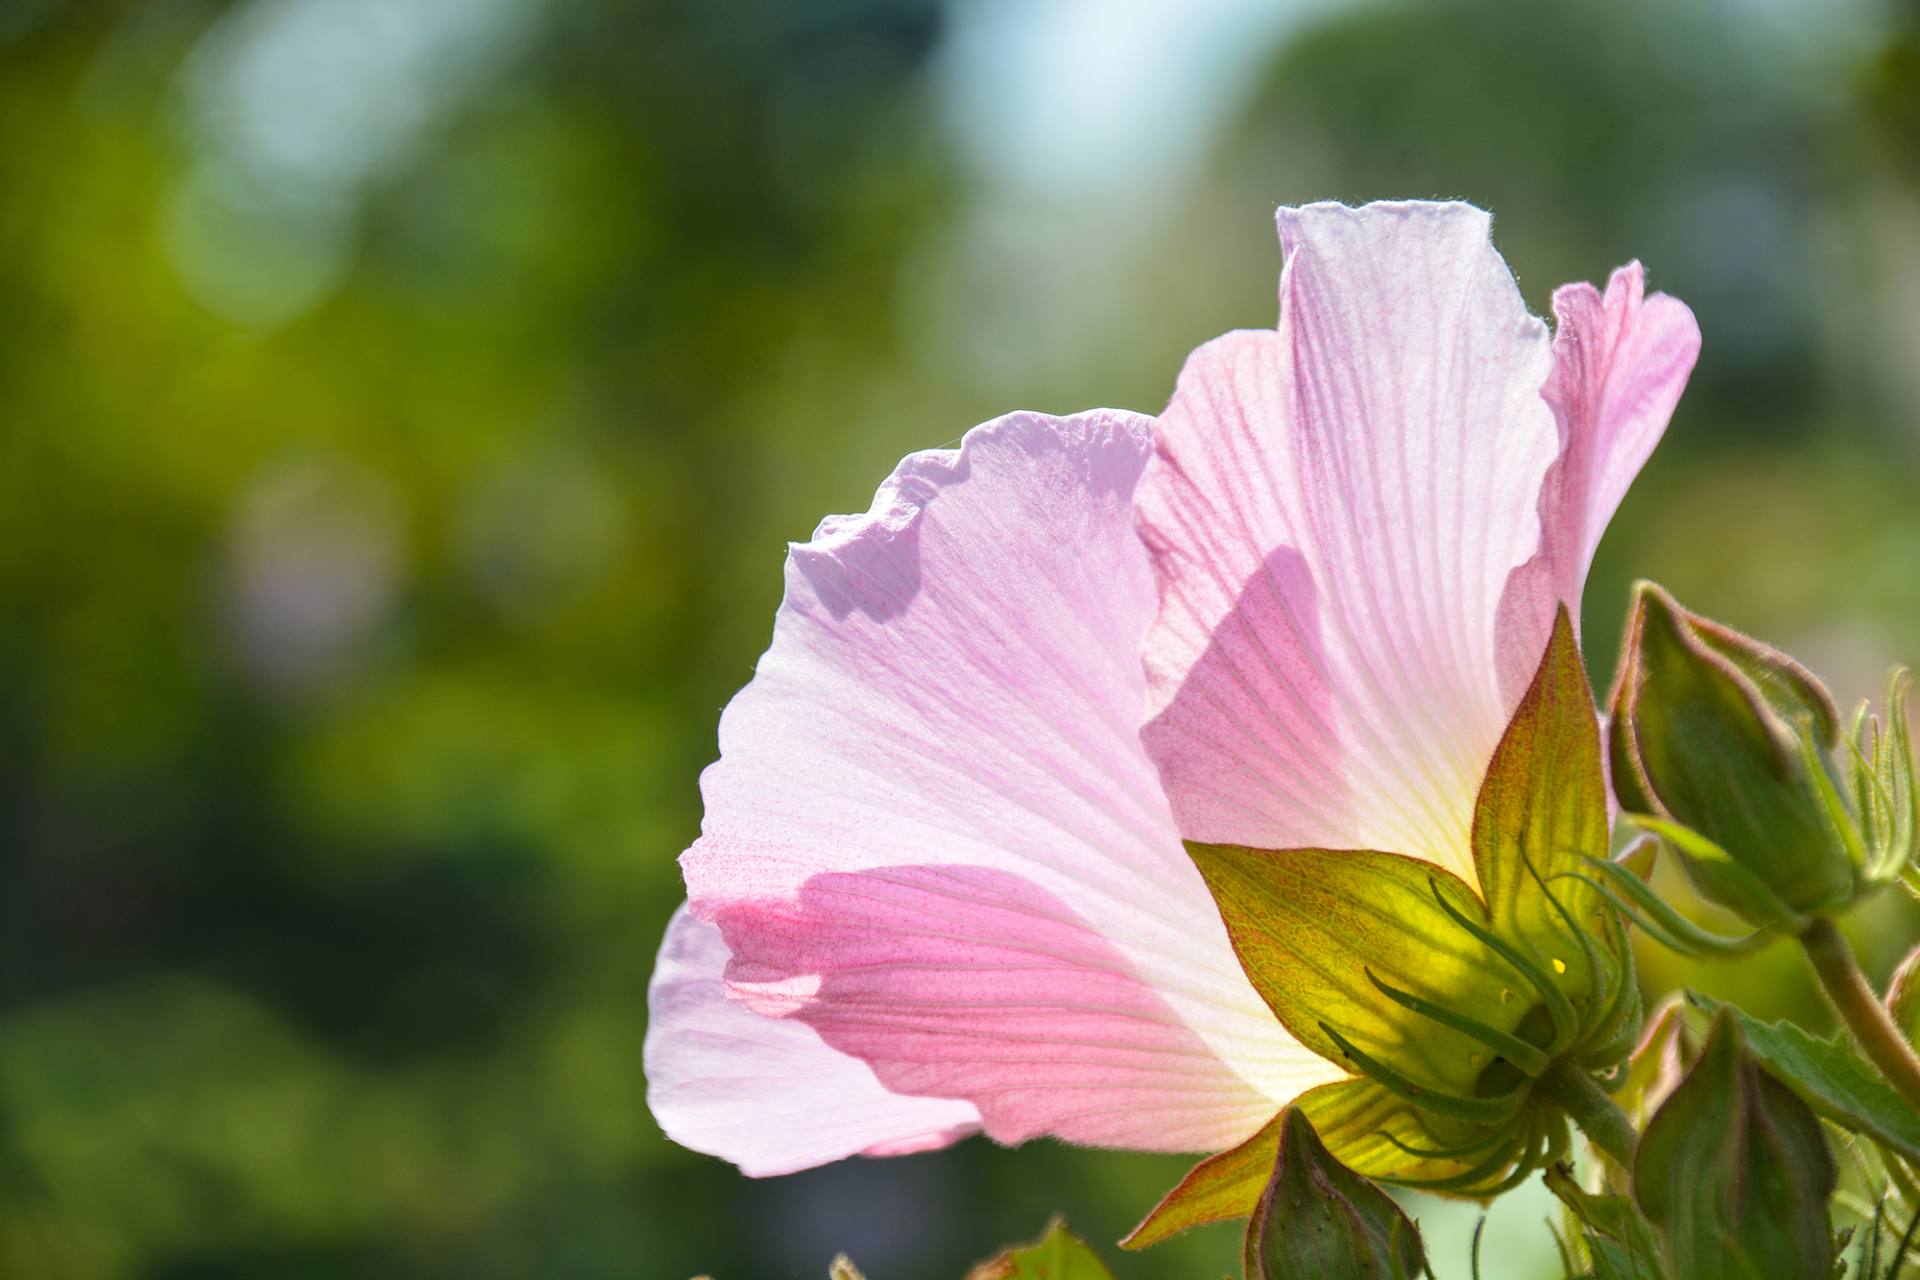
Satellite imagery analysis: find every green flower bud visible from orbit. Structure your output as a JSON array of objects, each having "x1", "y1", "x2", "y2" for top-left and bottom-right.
[
  {"x1": 1634, "y1": 1008, "x2": 1837, "y2": 1280},
  {"x1": 1607, "y1": 582, "x2": 1914, "y2": 929},
  {"x1": 1243, "y1": 1107, "x2": 1426, "y2": 1280}
]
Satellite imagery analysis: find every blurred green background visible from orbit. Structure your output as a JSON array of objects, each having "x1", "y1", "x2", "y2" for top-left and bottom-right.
[{"x1": 3, "y1": 0, "x2": 1920, "y2": 1275}]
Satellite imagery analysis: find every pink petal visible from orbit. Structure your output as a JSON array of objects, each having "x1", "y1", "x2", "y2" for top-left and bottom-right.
[
  {"x1": 645, "y1": 905, "x2": 981, "y2": 1177},
  {"x1": 679, "y1": 410, "x2": 1329, "y2": 1166},
  {"x1": 1494, "y1": 264, "x2": 1702, "y2": 700},
  {"x1": 1139, "y1": 202, "x2": 1562, "y2": 883},
  {"x1": 718, "y1": 863, "x2": 1282, "y2": 1151}
]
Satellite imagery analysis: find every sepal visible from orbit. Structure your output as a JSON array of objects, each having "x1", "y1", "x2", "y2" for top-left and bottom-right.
[
  {"x1": 1182, "y1": 614, "x2": 1639, "y2": 1195},
  {"x1": 1852, "y1": 668, "x2": 1918, "y2": 890},
  {"x1": 1887, "y1": 942, "x2": 1920, "y2": 1052}
]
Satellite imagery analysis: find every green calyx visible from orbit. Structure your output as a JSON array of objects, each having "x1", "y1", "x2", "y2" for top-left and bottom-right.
[
  {"x1": 1607, "y1": 581, "x2": 1916, "y2": 933},
  {"x1": 1178, "y1": 611, "x2": 1640, "y2": 1205}
]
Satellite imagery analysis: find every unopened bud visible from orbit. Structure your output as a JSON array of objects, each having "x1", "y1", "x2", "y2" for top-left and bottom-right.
[
  {"x1": 1634, "y1": 1008, "x2": 1836, "y2": 1280},
  {"x1": 1608, "y1": 582, "x2": 1913, "y2": 929},
  {"x1": 1243, "y1": 1107, "x2": 1426, "y2": 1280}
]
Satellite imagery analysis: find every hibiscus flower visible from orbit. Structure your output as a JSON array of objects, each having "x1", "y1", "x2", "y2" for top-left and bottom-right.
[{"x1": 643, "y1": 201, "x2": 1699, "y2": 1188}]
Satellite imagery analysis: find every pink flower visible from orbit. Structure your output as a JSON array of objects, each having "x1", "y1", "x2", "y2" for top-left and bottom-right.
[{"x1": 644, "y1": 201, "x2": 1699, "y2": 1177}]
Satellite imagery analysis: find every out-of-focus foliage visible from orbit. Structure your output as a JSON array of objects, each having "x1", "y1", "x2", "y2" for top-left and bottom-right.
[{"x1": 0, "y1": 0, "x2": 1917, "y2": 1276}]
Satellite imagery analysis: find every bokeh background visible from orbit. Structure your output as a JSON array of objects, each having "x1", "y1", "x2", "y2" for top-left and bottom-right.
[{"x1": 3, "y1": 0, "x2": 1920, "y2": 1275}]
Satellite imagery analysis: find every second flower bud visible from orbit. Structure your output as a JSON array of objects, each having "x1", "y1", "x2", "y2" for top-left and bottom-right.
[{"x1": 1607, "y1": 581, "x2": 1916, "y2": 932}]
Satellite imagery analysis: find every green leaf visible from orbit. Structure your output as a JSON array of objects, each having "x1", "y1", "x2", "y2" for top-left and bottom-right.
[
  {"x1": 1636, "y1": 1008, "x2": 1836, "y2": 1280},
  {"x1": 1689, "y1": 994, "x2": 1920, "y2": 1165},
  {"x1": 1185, "y1": 840, "x2": 1545, "y2": 1101},
  {"x1": 1472, "y1": 608, "x2": 1612, "y2": 1002},
  {"x1": 965, "y1": 1219, "x2": 1115, "y2": 1280},
  {"x1": 1243, "y1": 1107, "x2": 1426, "y2": 1280}
]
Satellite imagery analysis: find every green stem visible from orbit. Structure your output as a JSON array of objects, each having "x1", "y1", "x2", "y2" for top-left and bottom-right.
[
  {"x1": 1800, "y1": 917, "x2": 1920, "y2": 1112},
  {"x1": 1539, "y1": 1061, "x2": 1637, "y2": 1167}
]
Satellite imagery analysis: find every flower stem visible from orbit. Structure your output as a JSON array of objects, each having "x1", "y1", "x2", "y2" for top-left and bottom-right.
[
  {"x1": 1539, "y1": 1061, "x2": 1637, "y2": 1167},
  {"x1": 1800, "y1": 917, "x2": 1920, "y2": 1111}
]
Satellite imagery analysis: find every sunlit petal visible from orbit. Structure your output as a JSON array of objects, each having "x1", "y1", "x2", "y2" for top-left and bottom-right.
[
  {"x1": 1139, "y1": 203, "x2": 1695, "y2": 887},
  {"x1": 645, "y1": 906, "x2": 981, "y2": 1176},
  {"x1": 677, "y1": 411, "x2": 1331, "y2": 1167}
]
